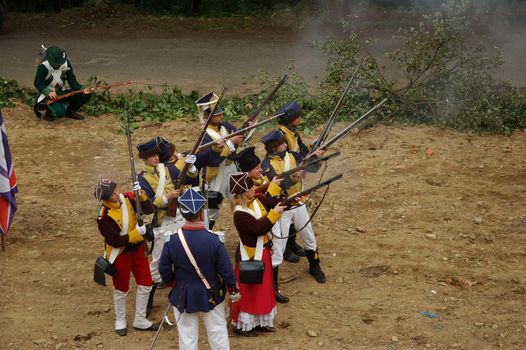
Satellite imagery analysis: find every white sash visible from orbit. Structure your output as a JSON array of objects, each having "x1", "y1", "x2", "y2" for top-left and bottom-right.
[
  {"x1": 235, "y1": 205, "x2": 264, "y2": 261},
  {"x1": 37, "y1": 61, "x2": 69, "y2": 103},
  {"x1": 106, "y1": 194, "x2": 129, "y2": 263},
  {"x1": 207, "y1": 126, "x2": 229, "y2": 192},
  {"x1": 284, "y1": 151, "x2": 291, "y2": 172},
  {"x1": 155, "y1": 163, "x2": 166, "y2": 199}
]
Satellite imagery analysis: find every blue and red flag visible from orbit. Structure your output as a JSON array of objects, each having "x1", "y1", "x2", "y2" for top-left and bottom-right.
[{"x1": 0, "y1": 111, "x2": 17, "y2": 237}]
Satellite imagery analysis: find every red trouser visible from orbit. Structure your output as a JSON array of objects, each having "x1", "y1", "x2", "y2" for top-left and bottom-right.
[{"x1": 112, "y1": 244, "x2": 153, "y2": 292}]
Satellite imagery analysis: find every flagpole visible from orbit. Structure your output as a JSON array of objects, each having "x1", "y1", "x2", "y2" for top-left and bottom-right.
[{"x1": 1, "y1": 233, "x2": 5, "y2": 252}]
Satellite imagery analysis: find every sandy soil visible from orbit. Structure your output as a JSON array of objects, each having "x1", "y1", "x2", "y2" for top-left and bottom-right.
[{"x1": 0, "y1": 101, "x2": 525, "y2": 350}]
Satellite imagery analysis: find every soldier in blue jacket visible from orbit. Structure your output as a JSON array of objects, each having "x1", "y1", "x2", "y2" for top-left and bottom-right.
[{"x1": 159, "y1": 187, "x2": 240, "y2": 350}]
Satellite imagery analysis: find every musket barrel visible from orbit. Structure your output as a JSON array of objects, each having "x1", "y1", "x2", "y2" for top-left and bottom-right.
[
  {"x1": 279, "y1": 151, "x2": 340, "y2": 178},
  {"x1": 313, "y1": 62, "x2": 362, "y2": 151},
  {"x1": 305, "y1": 98, "x2": 388, "y2": 162},
  {"x1": 282, "y1": 173, "x2": 343, "y2": 206}
]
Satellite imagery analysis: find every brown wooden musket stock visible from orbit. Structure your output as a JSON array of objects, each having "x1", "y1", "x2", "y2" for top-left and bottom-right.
[
  {"x1": 281, "y1": 173, "x2": 343, "y2": 206},
  {"x1": 303, "y1": 98, "x2": 388, "y2": 163},
  {"x1": 241, "y1": 74, "x2": 288, "y2": 144},
  {"x1": 313, "y1": 62, "x2": 362, "y2": 151},
  {"x1": 125, "y1": 110, "x2": 143, "y2": 226},
  {"x1": 47, "y1": 80, "x2": 134, "y2": 105},
  {"x1": 165, "y1": 88, "x2": 227, "y2": 217}
]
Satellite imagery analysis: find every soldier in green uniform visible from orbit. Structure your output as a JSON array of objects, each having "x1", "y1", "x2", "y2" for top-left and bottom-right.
[{"x1": 33, "y1": 46, "x2": 91, "y2": 121}]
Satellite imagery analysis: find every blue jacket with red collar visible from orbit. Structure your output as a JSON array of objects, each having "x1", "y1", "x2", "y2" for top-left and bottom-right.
[{"x1": 159, "y1": 224, "x2": 237, "y2": 313}]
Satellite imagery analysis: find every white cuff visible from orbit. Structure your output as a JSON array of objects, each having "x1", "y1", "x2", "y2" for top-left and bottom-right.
[
  {"x1": 226, "y1": 140, "x2": 236, "y2": 152},
  {"x1": 189, "y1": 165, "x2": 198, "y2": 174},
  {"x1": 162, "y1": 195, "x2": 168, "y2": 205}
]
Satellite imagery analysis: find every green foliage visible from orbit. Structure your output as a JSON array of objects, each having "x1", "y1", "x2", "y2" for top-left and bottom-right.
[
  {"x1": 281, "y1": 0, "x2": 526, "y2": 134},
  {"x1": 0, "y1": 78, "x2": 34, "y2": 109}
]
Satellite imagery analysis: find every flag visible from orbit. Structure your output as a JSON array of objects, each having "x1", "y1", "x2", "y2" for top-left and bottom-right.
[{"x1": 0, "y1": 111, "x2": 17, "y2": 236}]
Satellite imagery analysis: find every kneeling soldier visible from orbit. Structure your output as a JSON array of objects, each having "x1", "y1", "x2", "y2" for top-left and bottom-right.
[{"x1": 94, "y1": 177, "x2": 159, "y2": 336}]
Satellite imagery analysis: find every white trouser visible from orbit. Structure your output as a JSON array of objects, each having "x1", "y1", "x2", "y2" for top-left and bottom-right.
[
  {"x1": 173, "y1": 302, "x2": 230, "y2": 350},
  {"x1": 271, "y1": 204, "x2": 317, "y2": 267},
  {"x1": 133, "y1": 285, "x2": 153, "y2": 329},
  {"x1": 208, "y1": 162, "x2": 238, "y2": 223},
  {"x1": 113, "y1": 285, "x2": 153, "y2": 330},
  {"x1": 150, "y1": 213, "x2": 185, "y2": 283},
  {"x1": 114, "y1": 289, "x2": 128, "y2": 330}
]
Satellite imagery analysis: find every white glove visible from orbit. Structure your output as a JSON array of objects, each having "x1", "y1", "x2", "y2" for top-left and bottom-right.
[
  {"x1": 189, "y1": 164, "x2": 198, "y2": 174},
  {"x1": 225, "y1": 140, "x2": 236, "y2": 152},
  {"x1": 133, "y1": 181, "x2": 141, "y2": 192},
  {"x1": 185, "y1": 154, "x2": 197, "y2": 165},
  {"x1": 230, "y1": 292, "x2": 241, "y2": 303},
  {"x1": 136, "y1": 224, "x2": 147, "y2": 235}
]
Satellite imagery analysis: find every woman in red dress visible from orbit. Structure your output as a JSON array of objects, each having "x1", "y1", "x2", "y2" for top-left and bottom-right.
[{"x1": 229, "y1": 172, "x2": 286, "y2": 336}]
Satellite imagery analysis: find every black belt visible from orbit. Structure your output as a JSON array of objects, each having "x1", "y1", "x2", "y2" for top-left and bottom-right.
[{"x1": 123, "y1": 242, "x2": 143, "y2": 253}]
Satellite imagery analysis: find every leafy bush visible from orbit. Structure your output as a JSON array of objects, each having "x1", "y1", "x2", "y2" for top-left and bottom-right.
[
  {"x1": 0, "y1": 78, "x2": 34, "y2": 108},
  {"x1": 277, "y1": 0, "x2": 526, "y2": 134}
]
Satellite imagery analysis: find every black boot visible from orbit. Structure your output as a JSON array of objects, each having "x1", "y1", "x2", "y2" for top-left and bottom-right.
[
  {"x1": 305, "y1": 250, "x2": 326, "y2": 283},
  {"x1": 283, "y1": 234, "x2": 299, "y2": 263},
  {"x1": 65, "y1": 110, "x2": 85, "y2": 120},
  {"x1": 273, "y1": 267, "x2": 289, "y2": 304},
  {"x1": 146, "y1": 283, "x2": 158, "y2": 317},
  {"x1": 288, "y1": 225, "x2": 306, "y2": 257}
]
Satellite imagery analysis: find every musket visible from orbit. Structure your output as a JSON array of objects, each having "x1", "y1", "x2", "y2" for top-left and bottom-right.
[
  {"x1": 277, "y1": 151, "x2": 340, "y2": 179},
  {"x1": 313, "y1": 62, "x2": 362, "y2": 151},
  {"x1": 241, "y1": 74, "x2": 288, "y2": 145},
  {"x1": 165, "y1": 88, "x2": 227, "y2": 217},
  {"x1": 124, "y1": 110, "x2": 143, "y2": 226},
  {"x1": 281, "y1": 174, "x2": 343, "y2": 206},
  {"x1": 47, "y1": 80, "x2": 134, "y2": 105},
  {"x1": 303, "y1": 98, "x2": 388, "y2": 163},
  {"x1": 190, "y1": 111, "x2": 285, "y2": 155},
  {"x1": 148, "y1": 303, "x2": 173, "y2": 350}
]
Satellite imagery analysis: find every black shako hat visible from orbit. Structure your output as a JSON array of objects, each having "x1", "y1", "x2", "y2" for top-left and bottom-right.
[
  {"x1": 136, "y1": 138, "x2": 160, "y2": 159},
  {"x1": 261, "y1": 129, "x2": 287, "y2": 149},
  {"x1": 94, "y1": 177, "x2": 117, "y2": 201},
  {"x1": 156, "y1": 136, "x2": 176, "y2": 163},
  {"x1": 277, "y1": 101, "x2": 302, "y2": 125},
  {"x1": 230, "y1": 146, "x2": 261, "y2": 172}
]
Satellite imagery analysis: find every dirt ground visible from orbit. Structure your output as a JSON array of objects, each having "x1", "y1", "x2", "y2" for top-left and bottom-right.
[
  {"x1": 0, "y1": 101, "x2": 525, "y2": 350},
  {"x1": 1, "y1": 4, "x2": 526, "y2": 349}
]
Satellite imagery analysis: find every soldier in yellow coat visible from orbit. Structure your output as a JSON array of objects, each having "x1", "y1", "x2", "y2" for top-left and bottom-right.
[{"x1": 95, "y1": 177, "x2": 159, "y2": 336}]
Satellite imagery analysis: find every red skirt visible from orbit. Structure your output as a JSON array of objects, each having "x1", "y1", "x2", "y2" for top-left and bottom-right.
[{"x1": 231, "y1": 247, "x2": 276, "y2": 324}]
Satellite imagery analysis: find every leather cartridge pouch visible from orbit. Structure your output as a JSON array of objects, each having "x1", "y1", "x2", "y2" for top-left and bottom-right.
[
  {"x1": 95, "y1": 256, "x2": 117, "y2": 276},
  {"x1": 239, "y1": 260, "x2": 265, "y2": 284}
]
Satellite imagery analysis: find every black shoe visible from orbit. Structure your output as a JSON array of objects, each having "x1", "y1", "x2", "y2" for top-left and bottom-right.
[
  {"x1": 233, "y1": 327, "x2": 258, "y2": 337},
  {"x1": 115, "y1": 328, "x2": 127, "y2": 336},
  {"x1": 254, "y1": 326, "x2": 276, "y2": 332},
  {"x1": 276, "y1": 291, "x2": 289, "y2": 304},
  {"x1": 283, "y1": 247, "x2": 300, "y2": 263},
  {"x1": 134, "y1": 323, "x2": 160, "y2": 332},
  {"x1": 309, "y1": 267, "x2": 326, "y2": 284},
  {"x1": 66, "y1": 111, "x2": 85, "y2": 120}
]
